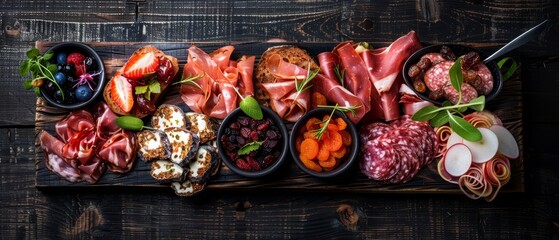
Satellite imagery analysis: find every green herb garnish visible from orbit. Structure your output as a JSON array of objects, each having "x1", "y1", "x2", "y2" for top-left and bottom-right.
[
  {"x1": 173, "y1": 73, "x2": 204, "y2": 89},
  {"x1": 239, "y1": 96, "x2": 263, "y2": 120},
  {"x1": 311, "y1": 104, "x2": 360, "y2": 140},
  {"x1": 317, "y1": 104, "x2": 361, "y2": 117},
  {"x1": 412, "y1": 58, "x2": 484, "y2": 142},
  {"x1": 293, "y1": 62, "x2": 319, "y2": 101},
  {"x1": 497, "y1": 57, "x2": 518, "y2": 81},
  {"x1": 334, "y1": 64, "x2": 345, "y2": 88},
  {"x1": 238, "y1": 140, "x2": 264, "y2": 155},
  {"x1": 115, "y1": 116, "x2": 154, "y2": 131},
  {"x1": 20, "y1": 48, "x2": 63, "y2": 99},
  {"x1": 135, "y1": 78, "x2": 161, "y2": 100}
]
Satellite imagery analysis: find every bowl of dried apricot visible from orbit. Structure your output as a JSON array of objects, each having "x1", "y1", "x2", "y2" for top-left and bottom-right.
[{"x1": 289, "y1": 107, "x2": 359, "y2": 178}]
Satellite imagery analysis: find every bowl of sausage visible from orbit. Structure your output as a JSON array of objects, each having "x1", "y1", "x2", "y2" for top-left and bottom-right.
[{"x1": 402, "y1": 44, "x2": 503, "y2": 105}]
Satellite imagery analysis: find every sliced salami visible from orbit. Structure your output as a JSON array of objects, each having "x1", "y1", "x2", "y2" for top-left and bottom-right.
[
  {"x1": 420, "y1": 53, "x2": 446, "y2": 65},
  {"x1": 443, "y1": 82, "x2": 478, "y2": 104},
  {"x1": 359, "y1": 122, "x2": 391, "y2": 143},
  {"x1": 359, "y1": 139, "x2": 400, "y2": 181},
  {"x1": 424, "y1": 60, "x2": 453, "y2": 92}
]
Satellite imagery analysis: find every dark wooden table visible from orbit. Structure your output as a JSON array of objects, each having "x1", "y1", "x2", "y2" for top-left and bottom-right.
[{"x1": 1, "y1": 1, "x2": 558, "y2": 239}]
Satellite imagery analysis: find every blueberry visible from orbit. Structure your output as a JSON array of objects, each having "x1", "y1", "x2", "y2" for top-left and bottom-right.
[
  {"x1": 54, "y1": 72, "x2": 66, "y2": 85},
  {"x1": 75, "y1": 85, "x2": 93, "y2": 101},
  {"x1": 56, "y1": 53, "x2": 67, "y2": 65}
]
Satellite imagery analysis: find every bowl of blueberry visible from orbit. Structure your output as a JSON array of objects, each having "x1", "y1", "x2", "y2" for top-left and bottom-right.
[
  {"x1": 40, "y1": 42, "x2": 105, "y2": 110},
  {"x1": 217, "y1": 106, "x2": 289, "y2": 178}
]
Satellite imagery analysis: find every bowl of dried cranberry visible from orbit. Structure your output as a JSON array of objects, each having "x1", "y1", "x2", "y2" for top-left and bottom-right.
[
  {"x1": 40, "y1": 42, "x2": 106, "y2": 110},
  {"x1": 217, "y1": 106, "x2": 289, "y2": 178},
  {"x1": 402, "y1": 44, "x2": 503, "y2": 106},
  {"x1": 289, "y1": 108, "x2": 359, "y2": 178}
]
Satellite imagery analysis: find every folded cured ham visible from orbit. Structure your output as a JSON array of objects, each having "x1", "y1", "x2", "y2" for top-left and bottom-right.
[
  {"x1": 180, "y1": 45, "x2": 255, "y2": 119},
  {"x1": 39, "y1": 102, "x2": 137, "y2": 183}
]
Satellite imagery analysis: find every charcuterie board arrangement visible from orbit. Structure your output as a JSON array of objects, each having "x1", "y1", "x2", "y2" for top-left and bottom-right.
[{"x1": 33, "y1": 37, "x2": 524, "y2": 200}]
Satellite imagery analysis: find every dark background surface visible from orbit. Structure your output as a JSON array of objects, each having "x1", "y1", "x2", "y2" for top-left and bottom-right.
[{"x1": 1, "y1": 1, "x2": 558, "y2": 239}]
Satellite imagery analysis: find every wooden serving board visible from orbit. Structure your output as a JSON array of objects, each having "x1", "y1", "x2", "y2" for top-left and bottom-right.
[{"x1": 34, "y1": 42, "x2": 524, "y2": 194}]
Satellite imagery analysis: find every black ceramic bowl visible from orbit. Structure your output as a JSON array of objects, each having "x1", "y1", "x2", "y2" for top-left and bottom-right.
[
  {"x1": 40, "y1": 42, "x2": 106, "y2": 110},
  {"x1": 402, "y1": 44, "x2": 503, "y2": 106},
  {"x1": 217, "y1": 106, "x2": 289, "y2": 178},
  {"x1": 289, "y1": 108, "x2": 359, "y2": 178}
]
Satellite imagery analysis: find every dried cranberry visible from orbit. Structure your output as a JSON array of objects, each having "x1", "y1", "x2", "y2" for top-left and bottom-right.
[
  {"x1": 246, "y1": 156, "x2": 261, "y2": 171},
  {"x1": 250, "y1": 131, "x2": 259, "y2": 141},
  {"x1": 266, "y1": 130, "x2": 278, "y2": 139},
  {"x1": 413, "y1": 78, "x2": 427, "y2": 93},
  {"x1": 268, "y1": 140, "x2": 278, "y2": 149},
  {"x1": 229, "y1": 122, "x2": 240, "y2": 130},
  {"x1": 238, "y1": 117, "x2": 250, "y2": 126},
  {"x1": 235, "y1": 158, "x2": 252, "y2": 171},
  {"x1": 263, "y1": 155, "x2": 276, "y2": 167},
  {"x1": 227, "y1": 152, "x2": 237, "y2": 161},
  {"x1": 257, "y1": 121, "x2": 270, "y2": 131},
  {"x1": 236, "y1": 136, "x2": 245, "y2": 145},
  {"x1": 240, "y1": 127, "x2": 251, "y2": 139}
]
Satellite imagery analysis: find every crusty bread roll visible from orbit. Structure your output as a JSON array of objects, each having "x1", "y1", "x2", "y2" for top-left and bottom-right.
[{"x1": 254, "y1": 46, "x2": 319, "y2": 106}]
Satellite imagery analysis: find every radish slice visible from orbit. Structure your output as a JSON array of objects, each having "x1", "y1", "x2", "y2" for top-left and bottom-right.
[
  {"x1": 489, "y1": 125, "x2": 519, "y2": 159},
  {"x1": 446, "y1": 132, "x2": 464, "y2": 147},
  {"x1": 462, "y1": 128, "x2": 499, "y2": 164},
  {"x1": 443, "y1": 143, "x2": 473, "y2": 177}
]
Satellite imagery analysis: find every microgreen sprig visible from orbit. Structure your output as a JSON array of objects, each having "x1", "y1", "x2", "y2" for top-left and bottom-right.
[
  {"x1": 293, "y1": 62, "x2": 319, "y2": 101},
  {"x1": 412, "y1": 57, "x2": 484, "y2": 142},
  {"x1": 172, "y1": 73, "x2": 204, "y2": 89},
  {"x1": 311, "y1": 104, "x2": 360, "y2": 140},
  {"x1": 334, "y1": 64, "x2": 345, "y2": 88},
  {"x1": 20, "y1": 48, "x2": 64, "y2": 99},
  {"x1": 317, "y1": 104, "x2": 362, "y2": 117},
  {"x1": 238, "y1": 140, "x2": 264, "y2": 155}
]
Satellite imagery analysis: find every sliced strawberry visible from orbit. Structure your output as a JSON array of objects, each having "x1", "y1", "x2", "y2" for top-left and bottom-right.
[
  {"x1": 110, "y1": 74, "x2": 134, "y2": 113},
  {"x1": 122, "y1": 47, "x2": 159, "y2": 80}
]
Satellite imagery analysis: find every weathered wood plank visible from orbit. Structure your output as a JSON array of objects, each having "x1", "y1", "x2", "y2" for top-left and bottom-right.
[{"x1": 33, "y1": 41, "x2": 524, "y2": 195}]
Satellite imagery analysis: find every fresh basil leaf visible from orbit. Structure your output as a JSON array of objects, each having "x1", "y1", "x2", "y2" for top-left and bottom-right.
[
  {"x1": 468, "y1": 96, "x2": 486, "y2": 111},
  {"x1": 43, "y1": 51, "x2": 54, "y2": 61},
  {"x1": 238, "y1": 141, "x2": 263, "y2": 155},
  {"x1": 20, "y1": 61, "x2": 30, "y2": 77},
  {"x1": 149, "y1": 80, "x2": 161, "y2": 93},
  {"x1": 497, "y1": 57, "x2": 518, "y2": 81},
  {"x1": 47, "y1": 63, "x2": 58, "y2": 74},
  {"x1": 34, "y1": 86, "x2": 41, "y2": 96},
  {"x1": 29, "y1": 63, "x2": 39, "y2": 73},
  {"x1": 449, "y1": 57, "x2": 463, "y2": 92},
  {"x1": 115, "y1": 116, "x2": 145, "y2": 131},
  {"x1": 447, "y1": 111, "x2": 481, "y2": 142},
  {"x1": 430, "y1": 111, "x2": 450, "y2": 127},
  {"x1": 239, "y1": 96, "x2": 263, "y2": 120},
  {"x1": 135, "y1": 85, "x2": 148, "y2": 95},
  {"x1": 411, "y1": 105, "x2": 440, "y2": 121},
  {"x1": 23, "y1": 79, "x2": 33, "y2": 90},
  {"x1": 456, "y1": 106, "x2": 468, "y2": 113},
  {"x1": 26, "y1": 48, "x2": 40, "y2": 59}
]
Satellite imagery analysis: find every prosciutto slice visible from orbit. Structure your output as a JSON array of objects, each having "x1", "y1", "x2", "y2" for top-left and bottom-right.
[
  {"x1": 399, "y1": 84, "x2": 433, "y2": 116},
  {"x1": 362, "y1": 31, "x2": 423, "y2": 121},
  {"x1": 335, "y1": 42, "x2": 372, "y2": 113},
  {"x1": 258, "y1": 54, "x2": 311, "y2": 122},
  {"x1": 180, "y1": 45, "x2": 255, "y2": 119},
  {"x1": 39, "y1": 102, "x2": 137, "y2": 183}
]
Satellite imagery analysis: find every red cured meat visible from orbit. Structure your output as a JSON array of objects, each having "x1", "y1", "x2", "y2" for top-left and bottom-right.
[
  {"x1": 335, "y1": 42, "x2": 372, "y2": 113},
  {"x1": 39, "y1": 102, "x2": 137, "y2": 183},
  {"x1": 258, "y1": 53, "x2": 311, "y2": 122},
  {"x1": 180, "y1": 45, "x2": 254, "y2": 119},
  {"x1": 361, "y1": 31, "x2": 423, "y2": 122},
  {"x1": 359, "y1": 122, "x2": 391, "y2": 143},
  {"x1": 317, "y1": 52, "x2": 340, "y2": 82},
  {"x1": 471, "y1": 63, "x2": 494, "y2": 95},
  {"x1": 443, "y1": 82, "x2": 478, "y2": 104},
  {"x1": 358, "y1": 116, "x2": 439, "y2": 183},
  {"x1": 360, "y1": 138, "x2": 400, "y2": 180},
  {"x1": 424, "y1": 60, "x2": 453, "y2": 92},
  {"x1": 399, "y1": 84, "x2": 434, "y2": 116}
]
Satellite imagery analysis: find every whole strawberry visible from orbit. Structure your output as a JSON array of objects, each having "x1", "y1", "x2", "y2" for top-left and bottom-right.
[{"x1": 67, "y1": 53, "x2": 86, "y2": 76}]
